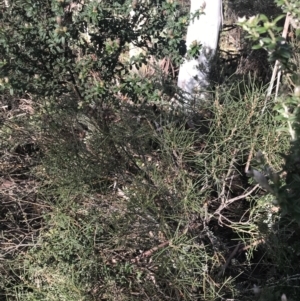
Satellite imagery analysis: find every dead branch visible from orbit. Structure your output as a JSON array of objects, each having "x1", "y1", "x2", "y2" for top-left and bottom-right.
[
  {"x1": 266, "y1": 13, "x2": 293, "y2": 101},
  {"x1": 214, "y1": 184, "x2": 259, "y2": 216},
  {"x1": 218, "y1": 242, "x2": 241, "y2": 277},
  {"x1": 131, "y1": 240, "x2": 170, "y2": 264}
]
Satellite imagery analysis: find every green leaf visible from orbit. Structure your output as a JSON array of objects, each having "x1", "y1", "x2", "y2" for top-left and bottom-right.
[{"x1": 252, "y1": 44, "x2": 262, "y2": 50}]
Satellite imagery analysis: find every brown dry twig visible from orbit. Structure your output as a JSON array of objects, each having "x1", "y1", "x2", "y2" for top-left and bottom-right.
[
  {"x1": 131, "y1": 240, "x2": 170, "y2": 264},
  {"x1": 238, "y1": 238, "x2": 265, "y2": 253},
  {"x1": 218, "y1": 241, "x2": 241, "y2": 277},
  {"x1": 217, "y1": 238, "x2": 266, "y2": 277}
]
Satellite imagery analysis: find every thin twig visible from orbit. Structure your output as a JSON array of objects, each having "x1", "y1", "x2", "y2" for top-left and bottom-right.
[
  {"x1": 218, "y1": 242, "x2": 241, "y2": 277},
  {"x1": 131, "y1": 241, "x2": 170, "y2": 264},
  {"x1": 220, "y1": 149, "x2": 238, "y2": 204},
  {"x1": 214, "y1": 184, "x2": 259, "y2": 216},
  {"x1": 249, "y1": 16, "x2": 292, "y2": 172},
  {"x1": 245, "y1": 134, "x2": 257, "y2": 174},
  {"x1": 239, "y1": 238, "x2": 265, "y2": 252},
  {"x1": 266, "y1": 12, "x2": 291, "y2": 101}
]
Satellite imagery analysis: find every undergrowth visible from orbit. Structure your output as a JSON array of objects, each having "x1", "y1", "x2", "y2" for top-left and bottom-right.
[
  {"x1": 1, "y1": 78, "x2": 298, "y2": 301},
  {"x1": 1, "y1": 0, "x2": 300, "y2": 300}
]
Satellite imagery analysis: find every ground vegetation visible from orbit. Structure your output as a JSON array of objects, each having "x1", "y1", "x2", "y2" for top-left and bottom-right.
[{"x1": 0, "y1": 0, "x2": 300, "y2": 300}]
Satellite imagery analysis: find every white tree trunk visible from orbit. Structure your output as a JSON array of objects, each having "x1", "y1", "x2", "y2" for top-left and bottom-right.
[{"x1": 177, "y1": 0, "x2": 222, "y2": 101}]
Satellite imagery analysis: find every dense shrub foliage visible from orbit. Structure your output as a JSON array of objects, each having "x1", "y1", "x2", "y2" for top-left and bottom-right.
[{"x1": 0, "y1": 0, "x2": 186, "y2": 105}]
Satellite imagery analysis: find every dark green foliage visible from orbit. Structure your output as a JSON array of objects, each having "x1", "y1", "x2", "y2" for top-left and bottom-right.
[{"x1": 0, "y1": 0, "x2": 186, "y2": 107}]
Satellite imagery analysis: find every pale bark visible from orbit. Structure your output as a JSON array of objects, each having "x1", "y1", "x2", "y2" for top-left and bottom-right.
[{"x1": 177, "y1": 0, "x2": 222, "y2": 100}]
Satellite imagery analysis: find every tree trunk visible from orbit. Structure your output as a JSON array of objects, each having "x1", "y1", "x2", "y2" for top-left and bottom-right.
[{"x1": 177, "y1": 0, "x2": 222, "y2": 102}]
